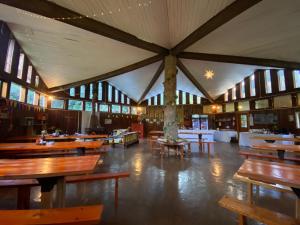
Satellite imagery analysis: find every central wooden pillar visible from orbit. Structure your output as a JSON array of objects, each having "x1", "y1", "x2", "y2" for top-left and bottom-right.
[{"x1": 163, "y1": 55, "x2": 178, "y2": 140}]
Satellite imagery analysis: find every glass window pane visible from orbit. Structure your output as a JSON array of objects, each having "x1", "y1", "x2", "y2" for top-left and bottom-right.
[
  {"x1": 111, "y1": 104, "x2": 121, "y2": 113},
  {"x1": 89, "y1": 83, "x2": 93, "y2": 99},
  {"x1": 154, "y1": 95, "x2": 158, "y2": 105},
  {"x1": 80, "y1": 85, "x2": 85, "y2": 98},
  {"x1": 197, "y1": 96, "x2": 201, "y2": 104},
  {"x1": 26, "y1": 66, "x2": 32, "y2": 83},
  {"x1": 264, "y1": 70, "x2": 272, "y2": 94},
  {"x1": 148, "y1": 98, "x2": 151, "y2": 106},
  {"x1": 122, "y1": 106, "x2": 130, "y2": 114},
  {"x1": 160, "y1": 93, "x2": 164, "y2": 105},
  {"x1": 1, "y1": 82, "x2": 8, "y2": 98},
  {"x1": 27, "y1": 89, "x2": 35, "y2": 105},
  {"x1": 98, "y1": 82, "x2": 102, "y2": 100},
  {"x1": 176, "y1": 90, "x2": 179, "y2": 105},
  {"x1": 189, "y1": 94, "x2": 193, "y2": 104},
  {"x1": 240, "y1": 81, "x2": 245, "y2": 98},
  {"x1": 39, "y1": 95, "x2": 47, "y2": 108},
  {"x1": 17, "y1": 53, "x2": 24, "y2": 79},
  {"x1": 250, "y1": 74, "x2": 256, "y2": 96},
  {"x1": 232, "y1": 87, "x2": 236, "y2": 100},
  {"x1": 100, "y1": 104, "x2": 109, "y2": 112},
  {"x1": 255, "y1": 99, "x2": 269, "y2": 109},
  {"x1": 108, "y1": 84, "x2": 112, "y2": 102},
  {"x1": 238, "y1": 101, "x2": 250, "y2": 111},
  {"x1": 224, "y1": 92, "x2": 228, "y2": 101},
  {"x1": 69, "y1": 87, "x2": 75, "y2": 97},
  {"x1": 131, "y1": 106, "x2": 137, "y2": 115},
  {"x1": 278, "y1": 70, "x2": 286, "y2": 91},
  {"x1": 4, "y1": 39, "x2": 15, "y2": 74},
  {"x1": 85, "y1": 101, "x2": 92, "y2": 111},
  {"x1": 182, "y1": 92, "x2": 186, "y2": 104},
  {"x1": 51, "y1": 99, "x2": 64, "y2": 109},
  {"x1": 293, "y1": 70, "x2": 300, "y2": 88},
  {"x1": 127, "y1": 97, "x2": 130, "y2": 105},
  {"x1": 115, "y1": 89, "x2": 119, "y2": 103},
  {"x1": 9, "y1": 82, "x2": 21, "y2": 101},
  {"x1": 121, "y1": 93, "x2": 125, "y2": 104},
  {"x1": 68, "y1": 100, "x2": 83, "y2": 111},
  {"x1": 35, "y1": 76, "x2": 39, "y2": 87}
]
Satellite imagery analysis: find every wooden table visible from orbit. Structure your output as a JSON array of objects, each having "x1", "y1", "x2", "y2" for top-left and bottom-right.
[
  {"x1": 157, "y1": 141, "x2": 191, "y2": 159},
  {"x1": 252, "y1": 143, "x2": 300, "y2": 160},
  {"x1": 0, "y1": 141, "x2": 103, "y2": 155},
  {"x1": 0, "y1": 155, "x2": 100, "y2": 208},
  {"x1": 237, "y1": 159, "x2": 300, "y2": 219},
  {"x1": 7, "y1": 134, "x2": 108, "y2": 142}
]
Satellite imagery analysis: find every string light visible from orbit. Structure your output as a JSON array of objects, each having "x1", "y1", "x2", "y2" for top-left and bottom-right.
[{"x1": 16, "y1": 1, "x2": 152, "y2": 21}]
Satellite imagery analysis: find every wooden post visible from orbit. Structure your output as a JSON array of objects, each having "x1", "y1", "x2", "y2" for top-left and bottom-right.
[{"x1": 247, "y1": 183, "x2": 253, "y2": 204}]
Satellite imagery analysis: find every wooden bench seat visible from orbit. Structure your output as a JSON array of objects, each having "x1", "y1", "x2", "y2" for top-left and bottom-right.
[
  {"x1": 0, "y1": 172, "x2": 130, "y2": 209},
  {"x1": 0, "y1": 205, "x2": 103, "y2": 225},
  {"x1": 219, "y1": 196, "x2": 298, "y2": 225},
  {"x1": 239, "y1": 150, "x2": 300, "y2": 163}
]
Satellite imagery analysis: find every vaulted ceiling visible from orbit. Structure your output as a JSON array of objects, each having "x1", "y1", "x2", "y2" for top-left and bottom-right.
[{"x1": 0, "y1": 0, "x2": 299, "y2": 102}]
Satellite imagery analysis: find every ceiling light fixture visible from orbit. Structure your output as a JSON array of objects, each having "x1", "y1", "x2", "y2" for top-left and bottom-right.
[{"x1": 204, "y1": 69, "x2": 214, "y2": 79}]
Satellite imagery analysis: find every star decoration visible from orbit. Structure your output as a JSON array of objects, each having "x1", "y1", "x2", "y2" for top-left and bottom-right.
[{"x1": 204, "y1": 70, "x2": 214, "y2": 79}]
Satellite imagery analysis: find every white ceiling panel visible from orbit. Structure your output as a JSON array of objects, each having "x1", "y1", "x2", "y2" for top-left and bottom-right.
[
  {"x1": 0, "y1": 4, "x2": 155, "y2": 88},
  {"x1": 187, "y1": 0, "x2": 300, "y2": 62},
  {"x1": 107, "y1": 61, "x2": 161, "y2": 102},
  {"x1": 181, "y1": 59, "x2": 271, "y2": 99},
  {"x1": 145, "y1": 71, "x2": 164, "y2": 100}
]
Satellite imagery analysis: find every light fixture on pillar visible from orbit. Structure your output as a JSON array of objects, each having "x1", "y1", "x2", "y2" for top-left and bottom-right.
[{"x1": 204, "y1": 69, "x2": 214, "y2": 79}]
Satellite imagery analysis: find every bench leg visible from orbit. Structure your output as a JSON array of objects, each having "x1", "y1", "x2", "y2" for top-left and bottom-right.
[
  {"x1": 238, "y1": 215, "x2": 247, "y2": 225},
  {"x1": 247, "y1": 183, "x2": 253, "y2": 204},
  {"x1": 115, "y1": 178, "x2": 119, "y2": 209},
  {"x1": 17, "y1": 186, "x2": 31, "y2": 209}
]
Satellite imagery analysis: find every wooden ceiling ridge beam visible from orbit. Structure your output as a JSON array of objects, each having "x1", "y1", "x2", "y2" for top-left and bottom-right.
[
  {"x1": 177, "y1": 59, "x2": 214, "y2": 103},
  {"x1": 178, "y1": 52, "x2": 300, "y2": 69},
  {"x1": 138, "y1": 61, "x2": 164, "y2": 104},
  {"x1": 171, "y1": 0, "x2": 262, "y2": 55},
  {"x1": 0, "y1": 0, "x2": 169, "y2": 54},
  {"x1": 49, "y1": 54, "x2": 164, "y2": 93}
]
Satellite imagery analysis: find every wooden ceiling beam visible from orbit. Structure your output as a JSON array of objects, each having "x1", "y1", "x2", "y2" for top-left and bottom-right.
[
  {"x1": 0, "y1": 0, "x2": 169, "y2": 55},
  {"x1": 138, "y1": 61, "x2": 164, "y2": 104},
  {"x1": 49, "y1": 55, "x2": 164, "y2": 93},
  {"x1": 178, "y1": 52, "x2": 300, "y2": 69},
  {"x1": 177, "y1": 59, "x2": 214, "y2": 103},
  {"x1": 171, "y1": 0, "x2": 262, "y2": 55}
]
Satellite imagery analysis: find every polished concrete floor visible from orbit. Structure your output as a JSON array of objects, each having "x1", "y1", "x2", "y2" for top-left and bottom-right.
[{"x1": 0, "y1": 140, "x2": 296, "y2": 224}]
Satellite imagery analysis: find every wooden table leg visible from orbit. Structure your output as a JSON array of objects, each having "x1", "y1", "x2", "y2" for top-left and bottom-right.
[
  {"x1": 56, "y1": 176, "x2": 66, "y2": 208},
  {"x1": 238, "y1": 215, "x2": 247, "y2": 225},
  {"x1": 247, "y1": 183, "x2": 253, "y2": 204},
  {"x1": 180, "y1": 146, "x2": 184, "y2": 160}
]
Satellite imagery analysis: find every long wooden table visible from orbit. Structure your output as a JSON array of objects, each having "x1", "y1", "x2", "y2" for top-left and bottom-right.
[
  {"x1": 252, "y1": 143, "x2": 300, "y2": 160},
  {"x1": 7, "y1": 134, "x2": 108, "y2": 142},
  {"x1": 251, "y1": 136, "x2": 300, "y2": 142},
  {"x1": 237, "y1": 159, "x2": 300, "y2": 219},
  {"x1": 0, "y1": 155, "x2": 100, "y2": 208},
  {"x1": 0, "y1": 141, "x2": 103, "y2": 155}
]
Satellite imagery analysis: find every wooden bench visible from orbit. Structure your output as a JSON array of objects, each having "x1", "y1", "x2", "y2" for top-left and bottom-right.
[
  {"x1": 219, "y1": 196, "x2": 298, "y2": 225},
  {"x1": 239, "y1": 151, "x2": 300, "y2": 163},
  {"x1": 0, "y1": 171, "x2": 130, "y2": 209},
  {"x1": 0, "y1": 205, "x2": 103, "y2": 225}
]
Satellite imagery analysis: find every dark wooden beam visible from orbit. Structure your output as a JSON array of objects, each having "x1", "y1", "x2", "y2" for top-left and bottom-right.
[
  {"x1": 0, "y1": 0, "x2": 168, "y2": 55},
  {"x1": 171, "y1": 0, "x2": 262, "y2": 55},
  {"x1": 177, "y1": 59, "x2": 214, "y2": 103},
  {"x1": 49, "y1": 55, "x2": 164, "y2": 93},
  {"x1": 178, "y1": 52, "x2": 300, "y2": 69},
  {"x1": 138, "y1": 61, "x2": 164, "y2": 104}
]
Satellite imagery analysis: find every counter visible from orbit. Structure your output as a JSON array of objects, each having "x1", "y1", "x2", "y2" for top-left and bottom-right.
[
  {"x1": 239, "y1": 132, "x2": 294, "y2": 147},
  {"x1": 214, "y1": 130, "x2": 237, "y2": 143}
]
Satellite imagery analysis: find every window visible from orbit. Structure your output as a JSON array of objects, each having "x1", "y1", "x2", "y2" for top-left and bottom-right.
[
  {"x1": 26, "y1": 66, "x2": 33, "y2": 83},
  {"x1": 39, "y1": 95, "x2": 47, "y2": 108},
  {"x1": 296, "y1": 111, "x2": 300, "y2": 129},
  {"x1": 240, "y1": 81, "x2": 245, "y2": 98},
  {"x1": 189, "y1": 94, "x2": 193, "y2": 104},
  {"x1": 196, "y1": 96, "x2": 201, "y2": 104},
  {"x1": 85, "y1": 101, "x2": 92, "y2": 111},
  {"x1": 154, "y1": 95, "x2": 158, "y2": 105},
  {"x1": 108, "y1": 84, "x2": 112, "y2": 102},
  {"x1": 1, "y1": 82, "x2": 7, "y2": 98},
  {"x1": 121, "y1": 93, "x2": 125, "y2": 104},
  {"x1": 51, "y1": 99, "x2": 64, "y2": 109},
  {"x1": 94, "y1": 103, "x2": 98, "y2": 112},
  {"x1": 238, "y1": 101, "x2": 250, "y2": 111},
  {"x1": 122, "y1": 106, "x2": 130, "y2": 114},
  {"x1": 4, "y1": 39, "x2": 15, "y2": 73},
  {"x1": 160, "y1": 93, "x2": 164, "y2": 105},
  {"x1": 225, "y1": 103, "x2": 235, "y2": 112},
  {"x1": 274, "y1": 95, "x2": 292, "y2": 108},
  {"x1": 68, "y1": 100, "x2": 83, "y2": 111},
  {"x1": 182, "y1": 92, "x2": 186, "y2": 104},
  {"x1": 115, "y1": 89, "x2": 119, "y2": 103},
  {"x1": 127, "y1": 97, "x2": 130, "y2": 105},
  {"x1": 224, "y1": 92, "x2": 228, "y2": 102},
  {"x1": 69, "y1": 87, "x2": 75, "y2": 97},
  {"x1": 264, "y1": 70, "x2": 272, "y2": 94},
  {"x1": 9, "y1": 82, "x2": 22, "y2": 101},
  {"x1": 17, "y1": 53, "x2": 25, "y2": 79},
  {"x1": 131, "y1": 106, "x2": 137, "y2": 115},
  {"x1": 232, "y1": 87, "x2": 236, "y2": 100},
  {"x1": 240, "y1": 115, "x2": 248, "y2": 128},
  {"x1": 100, "y1": 104, "x2": 109, "y2": 112},
  {"x1": 250, "y1": 74, "x2": 256, "y2": 96},
  {"x1": 27, "y1": 89, "x2": 35, "y2": 105},
  {"x1": 148, "y1": 98, "x2": 151, "y2": 106},
  {"x1": 35, "y1": 76, "x2": 39, "y2": 87},
  {"x1": 255, "y1": 99, "x2": 269, "y2": 109},
  {"x1": 89, "y1": 83, "x2": 93, "y2": 99},
  {"x1": 277, "y1": 70, "x2": 286, "y2": 91},
  {"x1": 98, "y1": 82, "x2": 102, "y2": 100},
  {"x1": 176, "y1": 90, "x2": 179, "y2": 105},
  {"x1": 293, "y1": 70, "x2": 300, "y2": 88},
  {"x1": 111, "y1": 104, "x2": 121, "y2": 113},
  {"x1": 80, "y1": 85, "x2": 85, "y2": 98}
]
